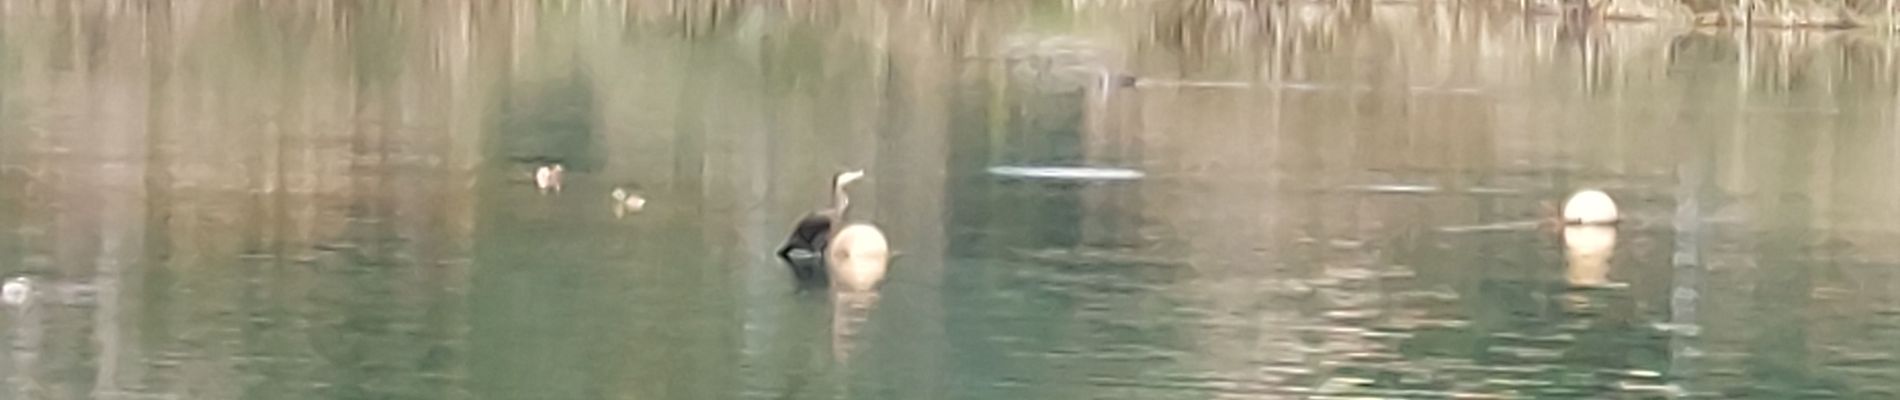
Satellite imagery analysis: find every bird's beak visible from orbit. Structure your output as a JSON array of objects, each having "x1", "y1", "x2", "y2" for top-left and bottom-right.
[{"x1": 841, "y1": 170, "x2": 867, "y2": 184}]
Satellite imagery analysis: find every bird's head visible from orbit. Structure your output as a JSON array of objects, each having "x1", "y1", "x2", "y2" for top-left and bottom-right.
[{"x1": 834, "y1": 170, "x2": 867, "y2": 188}]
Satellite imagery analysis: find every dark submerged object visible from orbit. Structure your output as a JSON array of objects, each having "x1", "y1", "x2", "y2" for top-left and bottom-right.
[{"x1": 776, "y1": 170, "x2": 865, "y2": 283}]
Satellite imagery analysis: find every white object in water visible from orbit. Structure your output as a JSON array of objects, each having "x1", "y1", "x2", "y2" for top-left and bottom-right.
[
  {"x1": 784, "y1": 248, "x2": 820, "y2": 260},
  {"x1": 827, "y1": 224, "x2": 891, "y2": 292},
  {"x1": 1344, "y1": 184, "x2": 1437, "y2": 194},
  {"x1": 986, "y1": 166, "x2": 1145, "y2": 181},
  {"x1": 1562, "y1": 189, "x2": 1619, "y2": 224},
  {"x1": 2, "y1": 276, "x2": 29, "y2": 306},
  {"x1": 535, "y1": 164, "x2": 564, "y2": 193},
  {"x1": 1340, "y1": 184, "x2": 1522, "y2": 196},
  {"x1": 611, "y1": 188, "x2": 646, "y2": 216}
]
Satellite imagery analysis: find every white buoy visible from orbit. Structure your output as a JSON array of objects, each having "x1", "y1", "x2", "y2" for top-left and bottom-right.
[
  {"x1": 2, "y1": 276, "x2": 30, "y2": 306},
  {"x1": 826, "y1": 224, "x2": 891, "y2": 292},
  {"x1": 1562, "y1": 189, "x2": 1619, "y2": 225}
]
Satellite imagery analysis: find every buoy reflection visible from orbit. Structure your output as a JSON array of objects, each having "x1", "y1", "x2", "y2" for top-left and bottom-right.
[
  {"x1": 830, "y1": 291, "x2": 880, "y2": 363},
  {"x1": 1564, "y1": 224, "x2": 1617, "y2": 288}
]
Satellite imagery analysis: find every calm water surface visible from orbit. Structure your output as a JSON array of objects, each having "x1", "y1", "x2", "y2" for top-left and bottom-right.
[{"x1": 2, "y1": 2, "x2": 1899, "y2": 399}]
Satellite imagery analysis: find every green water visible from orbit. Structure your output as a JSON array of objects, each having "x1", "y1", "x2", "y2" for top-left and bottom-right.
[{"x1": 1, "y1": 2, "x2": 1898, "y2": 399}]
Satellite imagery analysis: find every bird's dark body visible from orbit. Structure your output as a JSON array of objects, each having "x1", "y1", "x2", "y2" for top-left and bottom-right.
[
  {"x1": 777, "y1": 210, "x2": 838, "y2": 282},
  {"x1": 776, "y1": 170, "x2": 865, "y2": 287}
]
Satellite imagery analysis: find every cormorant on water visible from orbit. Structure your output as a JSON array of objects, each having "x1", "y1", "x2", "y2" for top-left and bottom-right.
[{"x1": 776, "y1": 170, "x2": 865, "y2": 282}]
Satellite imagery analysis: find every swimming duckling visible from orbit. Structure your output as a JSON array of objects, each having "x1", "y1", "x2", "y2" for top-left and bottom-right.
[
  {"x1": 611, "y1": 186, "x2": 647, "y2": 218},
  {"x1": 534, "y1": 164, "x2": 564, "y2": 194},
  {"x1": 2, "y1": 276, "x2": 30, "y2": 306}
]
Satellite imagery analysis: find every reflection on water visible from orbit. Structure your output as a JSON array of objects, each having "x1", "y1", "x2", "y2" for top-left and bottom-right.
[
  {"x1": 1564, "y1": 224, "x2": 1618, "y2": 288},
  {"x1": 3, "y1": 1, "x2": 1900, "y2": 399}
]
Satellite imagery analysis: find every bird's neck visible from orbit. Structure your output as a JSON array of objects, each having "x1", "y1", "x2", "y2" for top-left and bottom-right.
[{"x1": 831, "y1": 184, "x2": 850, "y2": 215}]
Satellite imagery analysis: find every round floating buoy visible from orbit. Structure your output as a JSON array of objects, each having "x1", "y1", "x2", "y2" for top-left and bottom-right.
[
  {"x1": 827, "y1": 224, "x2": 891, "y2": 292},
  {"x1": 1562, "y1": 189, "x2": 1619, "y2": 225}
]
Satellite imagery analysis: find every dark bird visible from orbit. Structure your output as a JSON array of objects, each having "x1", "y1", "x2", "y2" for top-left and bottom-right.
[{"x1": 777, "y1": 170, "x2": 866, "y2": 282}]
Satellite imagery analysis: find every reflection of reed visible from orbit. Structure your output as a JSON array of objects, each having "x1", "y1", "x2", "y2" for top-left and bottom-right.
[
  {"x1": 0, "y1": 2, "x2": 487, "y2": 397},
  {"x1": 1150, "y1": 0, "x2": 1271, "y2": 60}
]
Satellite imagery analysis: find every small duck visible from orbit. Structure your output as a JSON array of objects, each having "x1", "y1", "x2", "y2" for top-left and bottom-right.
[
  {"x1": 3, "y1": 276, "x2": 30, "y2": 306},
  {"x1": 611, "y1": 186, "x2": 647, "y2": 218},
  {"x1": 534, "y1": 164, "x2": 564, "y2": 194}
]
